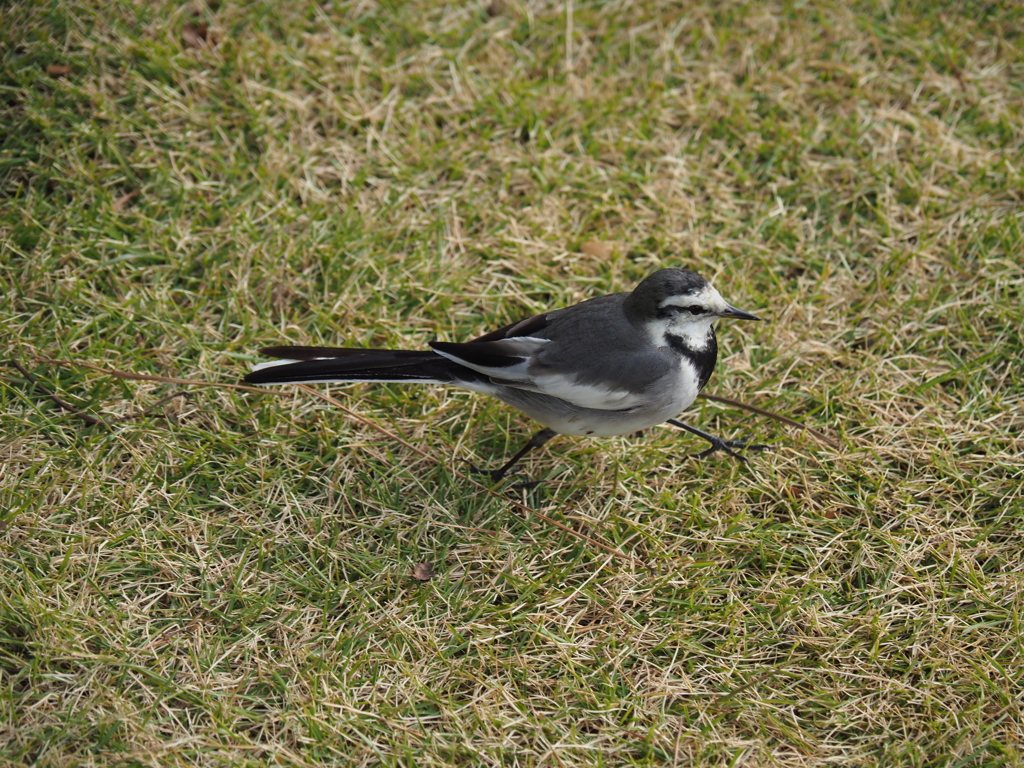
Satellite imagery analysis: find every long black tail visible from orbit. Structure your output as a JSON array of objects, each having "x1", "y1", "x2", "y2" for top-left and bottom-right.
[{"x1": 244, "y1": 345, "x2": 484, "y2": 386}]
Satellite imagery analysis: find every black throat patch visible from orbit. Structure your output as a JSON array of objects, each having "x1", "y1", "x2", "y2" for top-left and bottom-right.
[{"x1": 666, "y1": 328, "x2": 718, "y2": 391}]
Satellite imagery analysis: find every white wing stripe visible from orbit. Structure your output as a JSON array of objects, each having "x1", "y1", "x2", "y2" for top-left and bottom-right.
[
  {"x1": 431, "y1": 337, "x2": 548, "y2": 382},
  {"x1": 530, "y1": 373, "x2": 645, "y2": 410}
]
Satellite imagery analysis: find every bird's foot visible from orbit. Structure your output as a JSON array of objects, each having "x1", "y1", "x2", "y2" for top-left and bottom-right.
[
  {"x1": 464, "y1": 461, "x2": 511, "y2": 483},
  {"x1": 462, "y1": 428, "x2": 557, "y2": 484},
  {"x1": 689, "y1": 437, "x2": 771, "y2": 462},
  {"x1": 463, "y1": 461, "x2": 544, "y2": 492},
  {"x1": 667, "y1": 419, "x2": 771, "y2": 464}
]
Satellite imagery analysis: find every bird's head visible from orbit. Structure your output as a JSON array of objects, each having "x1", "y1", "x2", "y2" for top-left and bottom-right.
[{"x1": 624, "y1": 268, "x2": 760, "y2": 349}]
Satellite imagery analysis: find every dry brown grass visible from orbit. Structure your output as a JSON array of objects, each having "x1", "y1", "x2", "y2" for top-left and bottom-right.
[{"x1": 2, "y1": 0, "x2": 1023, "y2": 765}]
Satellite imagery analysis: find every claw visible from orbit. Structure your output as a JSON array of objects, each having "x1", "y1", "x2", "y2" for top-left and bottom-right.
[
  {"x1": 689, "y1": 436, "x2": 747, "y2": 462},
  {"x1": 460, "y1": 427, "x2": 557, "y2": 483},
  {"x1": 688, "y1": 437, "x2": 771, "y2": 461},
  {"x1": 462, "y1": 459, "x2": 509, "y2": 483},
  {"x1": 668, "y1": 418, "x2": 771, "y2": 464}
]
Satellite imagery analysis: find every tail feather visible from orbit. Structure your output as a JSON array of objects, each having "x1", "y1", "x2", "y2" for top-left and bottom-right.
[
  {"x1": 259, "y1": 345, "x2": 430, "y2": 363},
  {"x1": 244, "y1": 346, "x2": 485, "y2": 387}
]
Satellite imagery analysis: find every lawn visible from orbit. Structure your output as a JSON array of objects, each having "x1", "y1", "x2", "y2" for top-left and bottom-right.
[{"x1": 2, "y1": 0, "x2": 1023, "y2": 765}]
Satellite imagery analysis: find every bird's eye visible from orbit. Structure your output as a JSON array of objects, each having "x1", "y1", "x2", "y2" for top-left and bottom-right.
[{"x1": 665, "y1": 304, "x2": 706, "y2": 317}]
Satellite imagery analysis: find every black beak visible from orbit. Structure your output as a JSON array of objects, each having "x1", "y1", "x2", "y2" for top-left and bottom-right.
[{"x1": 720, "y1": 304, "x2": 761, "y2": 321}]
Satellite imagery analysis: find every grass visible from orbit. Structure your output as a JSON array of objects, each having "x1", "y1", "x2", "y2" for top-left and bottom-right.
[{"x1": 2, "y1": 0, "x2": 1023, "y2": 764}]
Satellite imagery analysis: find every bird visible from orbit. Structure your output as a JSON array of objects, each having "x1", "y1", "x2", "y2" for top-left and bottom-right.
[{"x1": 245, "y1": 268, "x2": 765, "y2": 481}]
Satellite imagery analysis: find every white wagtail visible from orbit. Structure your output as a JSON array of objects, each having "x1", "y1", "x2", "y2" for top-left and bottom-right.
[{"x1": 245, "y1": 268, "x2": 765, "y2": 480}]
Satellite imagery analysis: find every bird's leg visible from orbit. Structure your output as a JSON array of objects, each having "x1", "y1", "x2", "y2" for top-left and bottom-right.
[
  {"x1": 469, "y1": 428, "x2": 557, "y2": 482},
  {"x1": 667, "y1": 418, "x2": 769, "y2": 462}
]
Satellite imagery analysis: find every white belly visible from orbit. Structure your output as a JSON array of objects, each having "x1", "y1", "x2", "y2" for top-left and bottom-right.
[{"x1": 492, "y1": 358, "x2": 702, "y2": 437}]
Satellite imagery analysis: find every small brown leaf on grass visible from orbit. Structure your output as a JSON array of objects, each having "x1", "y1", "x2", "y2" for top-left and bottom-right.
[
  {"x1": 580, "y1": 241, "x2": 615, "y2": 259},
  {"x1": 487, "y1": 0, "x2": 505, "y2": 16},
  {"x1": 113, "y1": 190, "x2": 140, "y2": 212},
  {"x1": 182, "y1": 24, "x2": 214, "y2": 49},
  {"x1": 46, "y1": 64, "x2": 72, "y2": 78},
  {"x1": 411, "y1": 563, "x2": 435, "y2": 582}
]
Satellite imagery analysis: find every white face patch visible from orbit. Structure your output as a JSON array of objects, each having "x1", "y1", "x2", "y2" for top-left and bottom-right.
[
  {"x1": 646, "y1": 285, "x2": 726, "y2": 350},
  {"x1": 645, "y1": 315, "x2": 716, "y2": 351}
]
